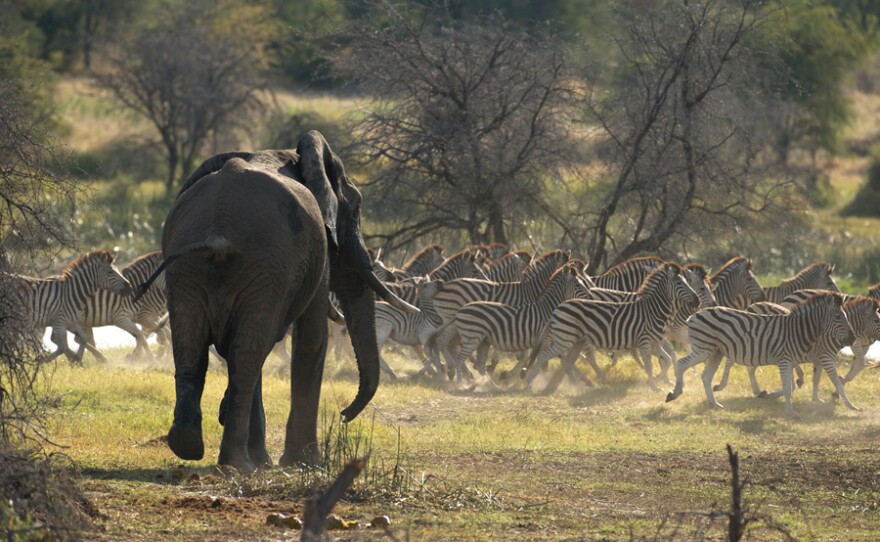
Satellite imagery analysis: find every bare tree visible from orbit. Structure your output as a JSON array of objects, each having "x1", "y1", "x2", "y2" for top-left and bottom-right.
[
  {"x1": 578, "y1": 0, "x2": 801, "y2": 274},
  {"x1": 97, "y1": 0, "x2": 272, "y2": 194},
  {"x1": 336, "y1": 3, "x2": 580, "y2": 250},
  {"x1": 0, "y1": 68, "x2": 79, "y2": 446}
]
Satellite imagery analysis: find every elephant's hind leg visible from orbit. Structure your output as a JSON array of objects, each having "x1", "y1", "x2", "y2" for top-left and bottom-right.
[
  {"x1": 217, "y1": 322, "x2": 277, "y2": 474},
  {"x1": 167, "y1": 308, "x2": 210, "y2": 463}
]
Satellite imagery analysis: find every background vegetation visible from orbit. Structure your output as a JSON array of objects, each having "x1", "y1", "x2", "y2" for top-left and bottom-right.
[{"x1": 4, "y1": 0, "x2": 880, "y2": 539}]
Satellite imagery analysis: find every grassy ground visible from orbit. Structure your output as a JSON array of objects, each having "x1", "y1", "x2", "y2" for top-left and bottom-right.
[{"x1": 46, "y1": 347, "x2": 880, "y2": 541}]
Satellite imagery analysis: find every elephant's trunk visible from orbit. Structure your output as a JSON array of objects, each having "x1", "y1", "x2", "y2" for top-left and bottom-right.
[{"x1": 337, "y1": 286, "x2": 380, "y2": 423}]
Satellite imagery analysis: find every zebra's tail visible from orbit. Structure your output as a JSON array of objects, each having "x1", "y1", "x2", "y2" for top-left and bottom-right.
[{"x1": 132, "y1": 235, "x2": 235, "y2": 304}]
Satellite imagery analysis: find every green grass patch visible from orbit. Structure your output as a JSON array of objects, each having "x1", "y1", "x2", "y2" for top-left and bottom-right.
[{"x1": 39, "y1": 346, "x2": 880, "y2": 540}]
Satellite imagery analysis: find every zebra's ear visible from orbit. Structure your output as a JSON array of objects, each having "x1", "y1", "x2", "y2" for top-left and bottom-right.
[
  {"x1": 829, "y1": 263, "x2": 835, "y2": 275},
  {"x1": 710, "y1": 281, "x2": 719, "y2": 292}
]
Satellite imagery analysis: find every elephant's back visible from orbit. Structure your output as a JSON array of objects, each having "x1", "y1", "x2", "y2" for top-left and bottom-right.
[{"x1": 165, "y1": 160, "x2": 325, "y2": 253}]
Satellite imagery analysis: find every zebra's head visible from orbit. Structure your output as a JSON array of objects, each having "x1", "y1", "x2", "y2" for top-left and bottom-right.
[
  {"x1": 670, "y1": 264, "x2": 700, "y2": 310},
  {"x1": 416, "y1": 278, "x2": 444, "y2": 300},
  {"x1": 823, "y1": 293, "x2": 855, "y2": 347},
  {"x1": 76, "y1": 250, "x2": 133, "y2": 296},
  {"x1": 846, "y1": 297, "x2": 880, "y2": 343},
  {"x1": 684, "y1": 264, "x2": 716, "y2": 308},
  {"x1": 818, "y1": 263, "x2": 839, "y2": 292},
  {"x1": 711, "y1": 257, "x2": 765, "y2": 309}
]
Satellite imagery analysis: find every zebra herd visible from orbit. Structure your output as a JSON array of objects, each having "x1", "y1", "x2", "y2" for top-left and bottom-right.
[
  {"x1": 1, "y1": 249, "x2": 168, "y2": 364},
  {"x1": 9, "y1": 243, "x2": 880, "y2": 418},
  {"x1": 368, "y1": 244, "x2": 880, "y2": 418}
]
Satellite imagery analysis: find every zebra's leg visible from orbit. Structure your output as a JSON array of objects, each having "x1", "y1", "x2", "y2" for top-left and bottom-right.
[
  {"x1": 563, "y1": 346, "x2": 596, "y2": 389},
  {"x1": 474, "y1": 340, "x2": 492, "y2": 376},
  {"x1": 812, "y1": 362, "x2": 824, "y2": 403},
  {"x1": 657, "y1": 339, "x2": 677, "y2": 385},
  {"x1": 748, "y1": 366, "x2": 772, "y2": 398},
  {"x1": 524, "y1": 338, "x2": 570, "y2": 389},
  {"x1": 50, "y1": 324, "x2": 80, "y2": 364},
  {"x1": 778, "y1": 361, "x2": 800, "y2": 419},
  {"x1": 543, "y1": 344, "x2": 586, "y2": 394},
  {"x1": 712, "y1": 358, "x2": 735, "y2": 393},
  {"x1": 700, "y1": 352, "x2": 726, "y2": 408},
  {"x1": 79, "y1": 326, "x2": 109, "y2": 364},
  {"x1": 116, "y1": 318, "x2": 155, "y2": 363},
  {"x1": 819, "y1": 354, "x2": 859, "y2": 411},
  {"x1": 667, "y1": 348, "x2": 710, "y2": 402},
  {"x1": 452, "y1": 333, "x2": 480, "y2": 384},
  {"x1": 639, "y1": 343, "x2": 661, "y2": 392},
  {"x1": 842, "y1": 342, "x2": 869, "y2": 384},
  {"x1": 373, "y1": 323, "x2": 397, "y2": 380}
]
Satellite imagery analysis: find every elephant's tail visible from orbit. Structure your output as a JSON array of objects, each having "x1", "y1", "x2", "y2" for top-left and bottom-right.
[{"x1": 132, "y1": 235, "x2": 235, "y2": 303}]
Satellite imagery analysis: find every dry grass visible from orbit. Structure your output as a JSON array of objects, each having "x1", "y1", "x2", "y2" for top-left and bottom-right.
[{"x1": 42, "y1": 346, "x2": 880, "y2": 541}]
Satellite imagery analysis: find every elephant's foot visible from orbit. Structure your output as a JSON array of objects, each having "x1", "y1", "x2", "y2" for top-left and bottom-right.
[
  {"x1": 248, "y1": 445, "x2": 272, "y2": 468},
  {"x1": 217, "y1": 450, "x2": 256, "y2": 475},
  {"x1": 279, "y1": 441, "x2": 321, "y2": 468},
  {"x1": 167, "y1": 425, "x2": 204, "y2": 461}
]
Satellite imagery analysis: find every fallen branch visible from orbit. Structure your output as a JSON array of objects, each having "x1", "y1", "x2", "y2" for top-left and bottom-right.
[{"x1": 301, "y1": 458, "x2": 365, "y2": 542}]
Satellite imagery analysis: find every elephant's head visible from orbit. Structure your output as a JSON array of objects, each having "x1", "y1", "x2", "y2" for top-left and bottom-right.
[{"x1": 296, "y1": 131, "x2": 416, "y2": 422}]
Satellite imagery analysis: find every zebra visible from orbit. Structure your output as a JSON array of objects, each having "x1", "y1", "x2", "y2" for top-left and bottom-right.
[
  {"x1": 665, "y1": 292, "x2": 854, "y2": 418},
  {"x1": 448, "y1": 264, "x2": 589, "y2": 382},
  {"x1": 762, "y1": 262, "x2": 838, "y2": 303},
  {"x1": 11, "y1": 250, "x2": 133, "y2": 364},
  {"x1": 73, "y1": 251, "x2": 169, "y2": 364},
  {"x1": 428, "y1": 249, "x2": 489, "y2": 281},
  {"x1": 605, "y1": 263, "x2": 718, "y2": 383},
  {"x1": 591, "y1": 256, "x2": 664, "y2": 291},
  {"x1": 709, "y1": 257, "x2": 765, "y2": 309},
  {"x1": 714, "y1": 291, "x2": 880, "y2": 403},
  {"x1": 393, "y1": 244, "x2": 445, "y2": 279},
  {"x1": 485, "y1": 252, "x2": 531, "y2": 283},
  {"x1": 374, "y1": 279, "x2": 445, "y2": 379},
  {"x1": 523, "y1": 263, "x2": 699, "y2": 393},
  {"x1": 427, "y1": 250, "x2": 571, "y2": 371}
]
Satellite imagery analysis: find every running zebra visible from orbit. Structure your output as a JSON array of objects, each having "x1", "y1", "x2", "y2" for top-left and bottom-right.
[
  {"x1": 762, "y1": 262, "x2": 838, "y2": 303},
  {"x1": 709, "y1": 257, "x2": 765, "y2": 309},
  {"x1": 74, "y1": 251, "x2": 168, "y2": 363},
  {"x1": 428, "y1": 249, "x2": 489, "y2": 281},
  {"x1": 13, "y1": 250, "x2": 133, "y2": 363},
  {"x1": 601, "y1": 263, "x2": 716, "y2": 376},
  {"x1": 449, "y1": 264, "x2": 589, "y2": 382},
  {"x1": 523, "y1": 264, "x2": 698, "y2": 393},
  {"x1": 394, "y1": 244, "x2": 445, "y2": 279},
  {"x1": 665, "y1": 292, "x2": 854, "y2": 418},
  {"x1": 714, "y1": 291, "x2": 880, "y2": 404},
  {"x1": 592, "y1": 256, "x2": 664, "y2": 291},
  {"x1": 374, "y1": 279, "x2": 445, "y2": 379},
  {"x1": 427, "y1": 250, "x2": 571, "y2": 368}
]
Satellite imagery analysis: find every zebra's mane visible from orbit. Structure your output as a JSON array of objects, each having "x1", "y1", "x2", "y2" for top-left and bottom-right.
[
  {"x1": 684, "y1": 263, "x2": 709, "y2": 280},
  {"x1": 635, "y1": 263, "x2": 679, "y2": 296},
  {"x1": 511, "y1": 250, "x2": 532, "y2": 264},
  {"x1": 843, "y1": 295, "x2": 880, "y2": 313},
  {"x1": 787, "y1": 291, "x2": 844, "y2": 313},
  {"x1": 490, "y1": 251, "x2": 526, "y2": 268},
  {"x1": 62, "y1": 250, "x2": 114, "y2": 276},
  {"x1": 775, "y1": 262, "x2": 834, "y2": 288},
  {"x1": 401, "y1": 244, "x2": 444, "y2": 271},
  {"x1": 710, "y1": 257, "x2": 752, "y2": 282},
  {"x1": 526, "y1": 249, "x2": 567, "y2": 271},
  {"x1": 602, "y1": 256, "x2": 664, "y2": 276},
  {"x1": 868, "y1": 283, "x2": 880, "y2": 299},
  {"x1": 124, "y1": 250, "x2": 162, "y2": 270}
]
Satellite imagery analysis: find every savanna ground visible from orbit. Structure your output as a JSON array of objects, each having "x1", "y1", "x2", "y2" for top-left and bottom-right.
[{"x1": 48, "y1": 343, "x2": 880, "y2": 541}]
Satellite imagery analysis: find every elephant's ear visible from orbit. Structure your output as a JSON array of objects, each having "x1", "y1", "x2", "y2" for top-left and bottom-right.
[
  {"x1": 297, "y1": 130, "x2": 342, "y2": 250},
  {"x1": 178, "y1": 151, "x2": 253, "y2": 196}
]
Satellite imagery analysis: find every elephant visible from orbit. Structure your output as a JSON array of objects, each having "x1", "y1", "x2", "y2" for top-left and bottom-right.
[{"x1": 135, "y1": 131, "x2": 417, "y2": 473}]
